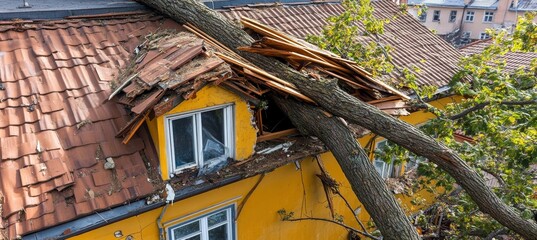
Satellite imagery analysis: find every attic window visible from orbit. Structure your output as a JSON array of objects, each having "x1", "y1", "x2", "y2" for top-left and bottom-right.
[{"x1": 166, "y1": 105, "x2": 234, "y2": 174}]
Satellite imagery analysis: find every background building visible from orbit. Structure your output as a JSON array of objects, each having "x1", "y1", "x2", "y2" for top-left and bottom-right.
[{"x1": 407, "y1": 0, "x2": 537, "y2": 45}]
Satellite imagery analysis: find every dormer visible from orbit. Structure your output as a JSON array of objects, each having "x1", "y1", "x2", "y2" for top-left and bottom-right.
[{"x1": 111, "y1": 31, "x2": 257, "y2": 180}]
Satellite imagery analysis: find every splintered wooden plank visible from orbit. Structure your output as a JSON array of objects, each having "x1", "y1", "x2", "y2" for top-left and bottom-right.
[
  {"x1": 243, "y1": 68, "x2": 315, "y2": 104},
  {"x1": 168, "y1": 44, "x2": 204, "y2": 70},
  {"x1": 370, "y1": 99, "x2": 408, "y2": 110},
  {"x1": 215, "y1": 52, "x2": 296, "y2": 89},
  {"x1": 153, "y1": 94, "x2": 184, "y2": 117},
  {"x1": 367, "y1": 95, "x2": 402, "y2": 104},
  {"x1": 238, "y1": 46, "x2": 353, "y2": 74},
  {"x1": 167, "y1": 57, "x2": 225, "y2": 89},
  {"x1": 122, "y1": 111, "x2": 150, "y2": 144},
  {"x1": 257, "y1": 128, "x2": 299, "y2": 142},
  {"x1": 315, "y1": 67, "x2": 370, "y2": 90},
  {"x1": 131, "y1": 88, "x2": 165, "y2": 114},
  {"x1": 220, "y1": 81, "x2": 260, "y2": 103}
]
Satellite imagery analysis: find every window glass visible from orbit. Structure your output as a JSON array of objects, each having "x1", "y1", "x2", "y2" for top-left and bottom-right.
[
  {"x1": 449, "y1": 10, "x2": 457, "y2": 22},
  {"x1": 465, "y1": 11, "x2": 475, "y2": 22},
  {"x1": 208, "y1": 210, "x2": 227, "y2": 227},
  {"x1": 172, "y1": 117, "x2": 196, "y2": 168},
  {"x1": 202, "y1": 109, "x2": 226, "y2": 161},
  {"x1": 208, "y1": 225, "x2": 228, "y2": 240},
  {"x1": 173, "y1": 221, "x2": 200, "y2": 239},
  {"x1": 483, "y1": 12, "x2": 493, "y2": 22},
  {"x1": 374, "y1": 160, "x2": 385, "y2": 177},
  {"x1": 433, "y1": 10, "x2": 440, "y2": 21}
]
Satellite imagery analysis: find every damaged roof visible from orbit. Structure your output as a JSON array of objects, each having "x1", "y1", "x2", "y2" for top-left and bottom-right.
[
  {"x1": 0, "y1": 0, "x2": 465, "y2": 238},
  {"x1": 219, "y1": 0, "x2": 463, "y2": 88},
  {"x1": 0, "y1": 14, "x2": 183, "y2": 238}
]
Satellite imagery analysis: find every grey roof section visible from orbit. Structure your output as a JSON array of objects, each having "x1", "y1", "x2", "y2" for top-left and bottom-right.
[
  {"x1": 408, "y1": 0, "x2": 498, "y2": 9},
  {"x1": 510, "y1": 0, "x2": 537, "y2": 10},
  {"x1": 0, "y1": 0, "x2": 147, "y2": 20},
  {"x1": 467, "y1": 0, "x2": 499, "y2": 9},
  {"x1": 408, "y1": 0, "x2": 465, "y2": 7}
]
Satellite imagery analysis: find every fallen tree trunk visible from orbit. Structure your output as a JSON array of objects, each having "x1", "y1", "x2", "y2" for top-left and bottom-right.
[
  {"x1": 274, "y1": 96, "x2": 420, "y2": 239},
  {"x1": 139, "y1": 0, "x2": 537, "y2": 238}
]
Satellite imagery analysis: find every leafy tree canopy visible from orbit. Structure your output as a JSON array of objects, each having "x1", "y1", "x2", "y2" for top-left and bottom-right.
[{"x1": 309, "y1": 0, "x2": 536, "y2": 237}]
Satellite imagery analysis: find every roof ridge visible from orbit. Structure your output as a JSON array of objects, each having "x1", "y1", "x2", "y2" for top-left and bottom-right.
[{"x1": 458, "y1": 38, "x2": 492, "y2": 50}]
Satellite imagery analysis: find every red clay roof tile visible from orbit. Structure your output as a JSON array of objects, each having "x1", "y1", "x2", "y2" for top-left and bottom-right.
[{"x1": 0, "y1": 14, "x2": 169, "y2": 238}]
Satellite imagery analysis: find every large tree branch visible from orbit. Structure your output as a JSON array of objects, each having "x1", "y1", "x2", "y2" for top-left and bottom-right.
[
  {"x1": 449, "y1": 100, "x2": 537, "y2": 120},
  {"x1": 275, "y1": 96, "x2": 420, "y2": 239},
  {"x1": 138, "y1": 0, "x2": 537, "y2": 238}
]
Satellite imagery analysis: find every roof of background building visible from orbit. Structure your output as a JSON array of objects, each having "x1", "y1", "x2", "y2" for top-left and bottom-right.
[
  {"x1": 0, "y1": 0, "x2": 148, "y2": 20},
  {"x1": 408, "y1": 0, "x2": 537, "y2": 10},
  {"x1": 0, "y1": 14, "x2": 181, "y2": 239},
  {"x1": 459, "y1": 39, "x2": 537, "y2": 72},
  {"x1": 407, "y1": 0, "x2": 465, "y2": 7},
  {"x1": 511, "y1": 0, "x2": 537, "y2": 10},
  {"x1": 220, "y1": 0, "x2": 463, "y2": 88}
]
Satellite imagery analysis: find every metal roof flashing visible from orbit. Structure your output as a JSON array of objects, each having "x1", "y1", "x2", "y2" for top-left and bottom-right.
[{"x1": 0, "y1": 0, "x2": 147, "y2": 20}]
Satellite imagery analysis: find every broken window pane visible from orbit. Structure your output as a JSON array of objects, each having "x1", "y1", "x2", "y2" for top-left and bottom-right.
[
  {"x1": 201, "y1": 109, "x2": 226, "y2": 161},
  {"x1": 172, "y1": 117, "x2": 196, "y2": 168}
]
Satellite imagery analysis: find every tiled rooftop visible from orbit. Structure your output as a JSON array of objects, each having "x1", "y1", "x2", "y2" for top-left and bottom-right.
[
  {"x1": 459, "y1": 39, "x2": 537, "y2": 72},
  {"x1": 0, "y1": 14, "x2": 178, "y2": 238},
  {"x1": 219, "y1": 0, "x2": 463, "y2": 88}
]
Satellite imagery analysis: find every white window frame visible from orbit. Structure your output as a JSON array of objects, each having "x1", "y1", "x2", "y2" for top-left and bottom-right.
[
  {"x1": 373, "y1": 140, "x2": 400, "y2": 179},
  {"x1": 167, "y1": 206, "x2": 236, "y2": 240},
  {"x1": 483, "y1": 11, "x2": 494, "y2": 22},
  {"x1": 432, "y1": 10, "x2": 441, "y2": 22},
  {"x1": 479, "y1": 32, "x2": 490, "y2": 40},
  {"x1": 465, "y1": 11, "x2": 475, "y2": 22},
  {"x1": 165, "y1": 104, "x2": 235, "y2": 174},
  {"x1": 449, "y1": 10, "x2": 457, "y2": 22}
]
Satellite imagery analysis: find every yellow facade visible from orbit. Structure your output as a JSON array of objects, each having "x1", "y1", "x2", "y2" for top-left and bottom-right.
[
  {"x1": 146, "y1": 85, "x2": 258, "y2": 181},
  {"x1": 70, "y1": 87, "x2": 459, "y2": 240}
]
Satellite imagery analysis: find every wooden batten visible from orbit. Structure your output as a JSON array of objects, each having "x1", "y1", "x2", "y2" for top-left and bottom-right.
[{"x1": 257, "y1": 128, "x2": 299, "y2": 142}]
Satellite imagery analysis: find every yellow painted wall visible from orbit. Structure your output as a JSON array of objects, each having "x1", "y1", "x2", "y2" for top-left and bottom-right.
[
  {"x1": 146, "y1": 85, "x2": 258, "y2": 181},
  {"x1": 70, "y1": 94, "x2": 459, "y2": 240}
]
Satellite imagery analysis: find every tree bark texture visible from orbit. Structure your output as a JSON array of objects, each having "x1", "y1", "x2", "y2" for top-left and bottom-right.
[
  {"x1": 275, "y1": 96, "x2": 420, "y2": 240},
  {"x1": 139, "y1": 0, "x2": 537, "y2": 238}
]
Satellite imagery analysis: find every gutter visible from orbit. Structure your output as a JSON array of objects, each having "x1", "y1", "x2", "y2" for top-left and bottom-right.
[{"x1": 23, "y1": 175, "x2": 243, "y2": 240}]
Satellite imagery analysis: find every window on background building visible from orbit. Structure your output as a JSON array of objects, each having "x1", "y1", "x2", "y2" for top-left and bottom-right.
[
  {"x1": 168, "y1": 207, "x2": 235, "y2": 240},
  {"x1": 483, "y1": 11, "x2": 494, "y2": 22},
  {"x1": 373, "y1": 141, "x2": 401, "y2": 178},
  {"x1": 449, "y1": 10, "x2": 457, "y2": 22},
  {"x1": 465, "y1": 11, "x2": 475, "y2": 22},
  {"x1": 418, "y1": 11, "x2": 427, "y2": 22},
  {"x1": 166, "y1": 105, "x2": 234, "y2": 173},
  {"x1": 433, "y1": 10, "x2": 441, "y2": 21},
  {"x1": 480, "y1": 32, "x2": 491, "y2": 39}
]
